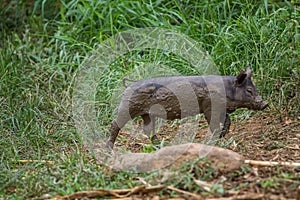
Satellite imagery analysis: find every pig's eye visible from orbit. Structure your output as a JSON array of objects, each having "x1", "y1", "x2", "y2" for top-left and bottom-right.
[{"x1": 246, "y1": 88, "x2": 253, "y2": 95}]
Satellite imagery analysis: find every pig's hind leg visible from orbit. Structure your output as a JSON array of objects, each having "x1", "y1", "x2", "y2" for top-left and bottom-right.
[{"x1": 141, "y1": 114, "x2": 158, "y2": 142}]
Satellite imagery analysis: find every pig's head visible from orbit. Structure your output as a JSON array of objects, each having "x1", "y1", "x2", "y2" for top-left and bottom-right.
[{"x1": 226, "y1": 67, "x2": 268, "y2": 112}]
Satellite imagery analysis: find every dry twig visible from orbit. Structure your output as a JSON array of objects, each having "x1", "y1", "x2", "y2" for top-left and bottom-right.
[
  {"x1": 245, "y1": 160, "x2": 300, "y2": 167},
  {"x1": 167, "y1": 186, "x2": 202, "y2": 200},
  {"x1": 207, "y1": 193, "x2": 265, "y2": 200},
  {"x1": 16, "y1": 160, "x2": 55, "y2": 164}
]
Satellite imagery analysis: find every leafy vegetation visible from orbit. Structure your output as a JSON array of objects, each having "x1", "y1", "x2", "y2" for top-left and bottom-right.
[{"x1": 0, "y1": 0, "x2": 299, "y2": 199}]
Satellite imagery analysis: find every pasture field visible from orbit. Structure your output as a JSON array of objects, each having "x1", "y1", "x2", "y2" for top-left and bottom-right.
[{"x1": 0, "y1": 0, "x2": 299, "y2": 199}]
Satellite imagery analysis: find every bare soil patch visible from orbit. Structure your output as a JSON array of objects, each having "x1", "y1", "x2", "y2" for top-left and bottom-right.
[{"x1": 115, "y1": 111, "x2": 300, "y2": 199}]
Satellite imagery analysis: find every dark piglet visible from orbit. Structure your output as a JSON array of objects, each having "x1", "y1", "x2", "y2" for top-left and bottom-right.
[{"x1": 106, "y1": 67, "x2": 268, "y2": 149}]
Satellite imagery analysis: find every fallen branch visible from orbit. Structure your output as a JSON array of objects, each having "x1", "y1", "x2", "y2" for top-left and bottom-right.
[
  {"x1": 50, "y1": 185, "x2": 204, "y2": 200},
  {"x1": 207, "y1": 193, "x2": 264, "y2": 200},
  {"x1": 245, "y1": 160, "x2": 300, "y2": 167},
  {"x1": 52, "y1": 185, "x2": 165, "y2": 200}
]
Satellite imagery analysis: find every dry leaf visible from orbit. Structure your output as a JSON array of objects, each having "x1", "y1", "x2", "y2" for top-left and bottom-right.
[{"x1": 284, "y1": 117, "x2": 292, "y2": 125}]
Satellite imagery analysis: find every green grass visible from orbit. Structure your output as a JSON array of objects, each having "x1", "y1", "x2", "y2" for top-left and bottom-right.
[{"x1": 0, "y1": 0, "x2": 299, "y2": 199}]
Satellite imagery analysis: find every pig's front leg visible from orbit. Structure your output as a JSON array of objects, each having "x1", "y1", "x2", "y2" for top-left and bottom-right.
[
  {"x1": 220, "y1": 113, "x2": 231, "y2": 137},
  {"x1": 141, "y1": 114, "x2": 158, "y2": 142},
  {"x1": 204, "y1": 109, "x2": 227, "y2": 139},
  {"x1": 106, "y1": 120, "x2": 121, "y2": 149},
  {"x1": 106, "y1": 106, "x2": 131, "y2": 149}
]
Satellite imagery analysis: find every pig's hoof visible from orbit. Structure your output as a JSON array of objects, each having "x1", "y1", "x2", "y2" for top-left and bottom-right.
[
  {"x1": 105, "y1": 140, "x2": 114, "y2": 149},
  {"x1": 219, "y1": 130, "x2": 228, "y2": 138},
  {"x1": 150, "y1": 135, "x2": 159, "y2": 144}
]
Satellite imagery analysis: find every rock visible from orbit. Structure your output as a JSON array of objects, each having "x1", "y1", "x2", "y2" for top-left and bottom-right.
[{"x1": 106, "y1": 143, "x2": 244, "y2": 173}]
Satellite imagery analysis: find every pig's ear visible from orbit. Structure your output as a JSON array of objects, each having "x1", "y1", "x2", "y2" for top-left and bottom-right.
[
  {"x1": 245, "y1": 66, "x2": 252, "y2": 78},
  {"x1": 234, "y1": 69, "x2": 247, "y2": 86}
]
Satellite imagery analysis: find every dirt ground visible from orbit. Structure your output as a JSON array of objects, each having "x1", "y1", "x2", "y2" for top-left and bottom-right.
[{"x1": 116, "y1": 111, "x2": 300, "y2": 199}]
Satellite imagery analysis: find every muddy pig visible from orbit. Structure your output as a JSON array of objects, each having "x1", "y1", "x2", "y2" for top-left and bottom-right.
[{"x1": 106, "y1": 67, "x2": 268, "y2": 149}]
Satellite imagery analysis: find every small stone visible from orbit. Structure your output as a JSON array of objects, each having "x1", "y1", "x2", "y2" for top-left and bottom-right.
[{"x1": 40, "y1": 194, "x2": 52, "y2": 199}]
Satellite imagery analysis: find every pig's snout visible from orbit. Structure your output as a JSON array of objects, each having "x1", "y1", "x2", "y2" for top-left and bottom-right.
[
  {"x1": 260, "y1": 101, "x2": 268, "y2": 110},
  {"x1": 253, "y1": 96, "x2": 268, "y2": 110},
  {"x1": 255, "y1": 99, "x2": 268, "y2": 110}
]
